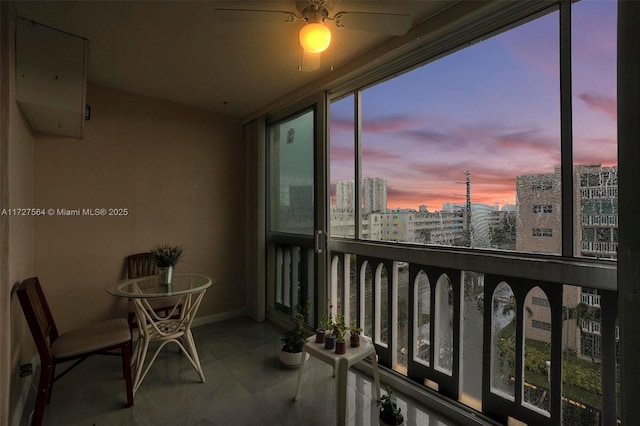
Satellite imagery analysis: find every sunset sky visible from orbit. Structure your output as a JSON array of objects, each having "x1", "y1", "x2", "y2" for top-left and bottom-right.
[{"x1": 329, "y1": 1, "x2": 617, "y2": 211}]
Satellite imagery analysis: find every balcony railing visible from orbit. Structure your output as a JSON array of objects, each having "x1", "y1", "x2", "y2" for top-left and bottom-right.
[{"x1": 268, "y1": 238, "x2": 618, "y2": 425}]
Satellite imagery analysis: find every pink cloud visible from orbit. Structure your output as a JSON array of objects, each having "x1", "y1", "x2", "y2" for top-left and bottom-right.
[
  {"x1": 362, "y1": 147, "x2": 401, "y2": 162},
  {"x1": 330, "y1": 146, "x2": 354, "y2": 162},
  {"x1": 496, "y1": 129, "x2": 558, "y2": 155},
  {"x1": 574, "y1": 137, "x2": 617, "y2": 166},
  {"x1": 362, "y1": 115, "x2": 417, "y2": 133},
  {"x1": 578, "y1": 93, "x2": 617, "y2": 120},
  {"x1": 331, "y1": 117, "x2": 355, "y2": 132}
]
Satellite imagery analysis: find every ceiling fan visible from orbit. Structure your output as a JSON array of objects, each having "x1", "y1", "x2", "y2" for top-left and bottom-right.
[{"x1": 214, "y1": 0, "x2": 413, "y2": 71}]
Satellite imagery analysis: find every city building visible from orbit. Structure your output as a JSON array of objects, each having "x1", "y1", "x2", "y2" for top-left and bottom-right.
[
  {"x1": 517, "y1": 165, "x2": 618, "y2": 362},
  {"x1": 335, "y1": 180, "x2": 355, "y2": 213},
  {"x1": 575, "y1": 164, "x2": 618, "y2": 259},
  {"x1": 414, "y1": 209, "x2": 466, "y2": 246},
  {"x1": 516, "y1": 167, "x2": 562, "y2": 255},
  {"x1": 363, "y1": 177, "x2": 387, "y2": 214}
]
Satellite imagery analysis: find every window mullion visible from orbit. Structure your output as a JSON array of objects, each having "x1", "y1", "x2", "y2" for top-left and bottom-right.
[
  {"x1": 560, "y1": 0, "x2": 574, "y2": 257},
  {"x1": 355, "y1": 91, "x2": 362, "y2": 239}
]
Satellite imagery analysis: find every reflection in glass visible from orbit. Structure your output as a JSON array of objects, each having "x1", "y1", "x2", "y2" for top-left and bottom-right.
[
  {"x1": 491, "y1": 282, "x2": 516, "y2": 400},
  {"x1": 459, "y1": 271, "x2": 484, "y2": 411},
  {"x1": 283, "y1": 249, "x2": 291, "y2": 307},
  {"x1": 378, "y1": 264, "x2": 389, "y2": 346},
  {"x1": 348, "y1": 254, "x2": 357, "y2": 326},
  {"x1": 434, "y1": 274, "x2": 454, "y2": 375},
  {"x1": 414, "y1": 271, "x2": 431, "y2": 366},
  {"x1": 268, "y1": 109, "x2": 314, "y2": 235},
  {"x1": 332, "y1": 255, "x2": 344, "y2": 318},
  {"x1": 562, "y1": 284, "x2": 604, "y2": 425},
  {"x1": 396, "y1": 262, "x2": 409, "y2": 374},
  {"x1": 275, "y1": 248, "x2": 283, "y2": 305},
  {"x1": 362, "y1": 261, "x2": 373, "y2": 338},
  {"x1": 523, "y1": 287, "x2": 551, "y2": 415}
]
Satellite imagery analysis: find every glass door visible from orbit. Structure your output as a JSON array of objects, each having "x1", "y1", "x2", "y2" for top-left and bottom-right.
[{"x1": 266, "y1": 97, "x2": 328, "y2": 328}]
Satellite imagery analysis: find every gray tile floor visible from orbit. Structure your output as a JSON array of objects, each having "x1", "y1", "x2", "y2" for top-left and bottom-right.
[{"x1": 41, "y1": 317, "x2": 458, "y2": 425}]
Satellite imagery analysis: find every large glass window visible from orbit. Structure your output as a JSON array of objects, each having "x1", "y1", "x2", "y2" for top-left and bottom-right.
[
  {"x1": 268, "y1": 109, "x2": 314, "y2": 235},
  {"x1": 330, "y1": 10, "x2": 563, "y2": 254},
  {"x1": 324, "y1": 1, "x2": 618, "y2": 424},
  {"x1": 330, "y1": 95, "x2": 356, "y2": 238},
  {"x1": 572, "y1": 1, "x2": 617, "y2": 260},
  {"x1": 329, "y1": 2, "x2": 618, "y2": 260}
]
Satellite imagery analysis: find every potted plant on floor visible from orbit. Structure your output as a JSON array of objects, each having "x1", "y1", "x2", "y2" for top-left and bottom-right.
[
  {"x1": 378, "y1": 385, "x2": 404, "y2": 425},
  {"x1": 279, "y1": 301, "x2": 311, "y2": 368},
  {"x1": 150, "y1": 243, "x2": 184, "y2": 284}
]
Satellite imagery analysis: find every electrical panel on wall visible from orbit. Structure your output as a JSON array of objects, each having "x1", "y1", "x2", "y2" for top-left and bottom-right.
[{"x1": 16, "y1": 18, "x2": 87, "y2": 139}]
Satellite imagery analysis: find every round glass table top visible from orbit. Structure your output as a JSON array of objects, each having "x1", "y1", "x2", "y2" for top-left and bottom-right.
[{"x1": 108, "y1": 273, "x2": 214, "y2": 298}]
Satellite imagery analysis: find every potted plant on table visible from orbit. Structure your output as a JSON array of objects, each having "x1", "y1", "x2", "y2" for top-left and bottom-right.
[
  {"x1": 150, "y1": 243, "x2": 184, "y2": 284},
  {"x1": 279, "y1": 301, "x2": 311, "y2": 368},
  {"x1": 348, "y1": 322, "x2": 363, "y2": 347},
  {"x1": 378, "y1": 385, "x2": 404, "y2": 425},
  {"x1": 316, "y1": 309, "x2": 333, "y2": 344}
]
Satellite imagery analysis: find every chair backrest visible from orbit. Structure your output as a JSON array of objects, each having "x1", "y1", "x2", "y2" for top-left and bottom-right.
[
  {"x1": 16, "y1": 277, "x2": 58, "y2": 364},
  {"x1": 126, "y1": 252, "x2": 157, "y2": 279}
]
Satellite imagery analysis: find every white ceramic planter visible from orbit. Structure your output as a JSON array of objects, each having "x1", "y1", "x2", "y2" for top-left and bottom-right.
[{"x1": 279, "y1": 350, "x2": 309, "y2": 368}]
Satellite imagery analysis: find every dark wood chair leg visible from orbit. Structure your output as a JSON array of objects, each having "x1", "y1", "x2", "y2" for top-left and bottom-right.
[
  {"x1": 122, "y1": 341, "x2": 134, "y2": 407},
  {"x1": 33, "y1": 362, "x2": 52, "y2": 426},
  {"x1": 46, "y1": 363, "x2": 56, "y2": 404}
]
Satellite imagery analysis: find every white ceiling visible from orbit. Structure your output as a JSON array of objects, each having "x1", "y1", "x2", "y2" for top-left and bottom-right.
[{"x1": 14, "y1": 1, "x2": 456, "y2": 118}]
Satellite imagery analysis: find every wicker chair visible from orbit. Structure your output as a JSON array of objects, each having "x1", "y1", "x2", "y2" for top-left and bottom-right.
[{"x1": 16, "y1": 277, "x2": 133, "y2": 426}]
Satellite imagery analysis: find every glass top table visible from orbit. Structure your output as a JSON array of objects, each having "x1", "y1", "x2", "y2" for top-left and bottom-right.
[
  {"x1": 108, "y1": 273, "x2": 216, "y2": 394},
  {"x1": 107, "y1": 273, "x2": 213, "y2": 299}
]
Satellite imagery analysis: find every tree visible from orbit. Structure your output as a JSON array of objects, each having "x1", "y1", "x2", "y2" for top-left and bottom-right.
[{"x1": 490, "y1": 212, "x2": 516, "y2": 250}]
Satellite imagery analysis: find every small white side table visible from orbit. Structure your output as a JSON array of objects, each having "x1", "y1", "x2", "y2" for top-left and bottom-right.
[{"x1": 294, "y1": 335, "x2": 381, "y2": 426}]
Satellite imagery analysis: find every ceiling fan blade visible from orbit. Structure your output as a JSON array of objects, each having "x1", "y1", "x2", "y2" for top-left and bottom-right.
[
  {"x1": 300, "y1": 49, "x2": 321, "y2": 72},
  {"x1": 214, "y1": 8, "x2": 298, "y2": 23},
  {"x1": 333, "y1": 11, "x2": 412, "y2": 36}
]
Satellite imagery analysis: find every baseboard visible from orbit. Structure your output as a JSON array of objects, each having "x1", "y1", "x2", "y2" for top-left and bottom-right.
[
  {"x1": 10, "y1": 356, "x2": 39, "y2": 426},
  {"x1": 192, "y1": 307, "x2": 246, "y2": 328}
]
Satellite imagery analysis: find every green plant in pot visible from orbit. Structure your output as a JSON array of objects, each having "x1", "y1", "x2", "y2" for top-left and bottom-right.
[
  {"x1": 378, "y1": 385, "x2": 404, "y2": 425},
  {"x1": 150, "y1": 243, "x2": 184, "y2": 284},
  {"x1": 334, "y1": 314, "x2": 347, "y2": 354},
  {"x1": 348, "y1": 322, "x2": 363, "y2": 347},
  {"x1": 279, "y1": 301, "x2": 311, "y2": 368},
  {"x1": 316, "y1": 309, "x2": 333, "y2": 344}
]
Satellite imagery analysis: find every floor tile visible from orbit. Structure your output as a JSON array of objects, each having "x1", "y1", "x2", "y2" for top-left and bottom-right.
[{"x1": 38, "y1": 317, "x2": 459, "y2": 426}]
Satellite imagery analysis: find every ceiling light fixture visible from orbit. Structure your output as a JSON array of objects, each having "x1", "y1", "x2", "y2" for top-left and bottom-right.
[{"x1": 299, "y1": 7, "x2": 331, "y2": 53}]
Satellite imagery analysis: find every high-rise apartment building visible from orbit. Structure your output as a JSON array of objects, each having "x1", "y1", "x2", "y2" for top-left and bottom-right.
[
  {"x1": 363, "y1": 177, "x2": 387, "y2": 214},
  {"x1": 517, "y1": 164, "x2": 617, "y2": 362},
  {"x1": 515, "y1": 167, "x2": 562, "y2": 255},
  {"x1": 335, "y1": 180, "x2": 355, "y2": 213},
  {"x1": 575, "y1": 164, "x2": 618, "y2": 259}
]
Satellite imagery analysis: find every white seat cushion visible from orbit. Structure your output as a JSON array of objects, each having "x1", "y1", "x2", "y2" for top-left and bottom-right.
[{"x1": 51, "y1": 318, "x2": 130, "y2": 359}]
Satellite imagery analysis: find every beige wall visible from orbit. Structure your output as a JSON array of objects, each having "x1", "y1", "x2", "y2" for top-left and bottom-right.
[
  {"x1": 33, "y1": 84, "x2": 246, "y2": 332},
  {"x1": 4, "y1": 1, "x2": 37, "y2": 423}
]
